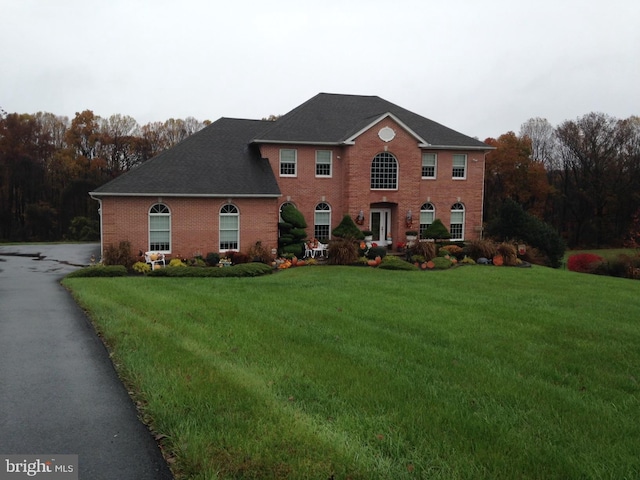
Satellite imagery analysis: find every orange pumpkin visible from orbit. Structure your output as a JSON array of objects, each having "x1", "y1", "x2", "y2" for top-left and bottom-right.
[
  {"x1": 493, "y1": 255, "x2": 504, "y2": 266},
  {"x1": 374, "y1": 256, "x2": 382, "y2": 265},
  {"x1": 367, "y1": 259, "x2": 378, "y2": 267}
]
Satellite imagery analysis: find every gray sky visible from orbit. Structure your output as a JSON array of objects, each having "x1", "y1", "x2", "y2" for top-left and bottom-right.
[{"x1": 2, "y1": 0, "x2": 638, "y2": 140}]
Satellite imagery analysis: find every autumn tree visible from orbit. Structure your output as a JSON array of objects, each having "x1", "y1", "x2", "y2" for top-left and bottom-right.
[{"x1": 484, "y1": 132, "x2": 551, "y2": 221}]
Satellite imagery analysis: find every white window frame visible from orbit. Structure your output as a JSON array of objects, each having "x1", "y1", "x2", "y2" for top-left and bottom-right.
[
  {"x1": 314, "y1": 202, "x2": 331, "y2": 241},
  {"x1": 370, "y1": 152, "x2": 398, "y2": 190},
  {"x1": 219, "y1": 204, "x2": 239, "y2": 251},
  {"x1": 421, "y1": 153, "x2": 437, "y2": 179},
  {"x1": 452, "y1": 154, "x2": 467, "y2": 179},
  {"x1": 315, "y1": 150, "x2": 332, "y2": 177},
  {"x1": 419, "y1": 202, "x2": 435, "y2": 238},
  {"x1": 149, "y1": 203, "x2": 171, "y2": 253},
  {"x1": 279, "y1": 149, "x2": 297, "y2": 177},
  {"x1": 450, "y1": 202, "x2": 465, "y2": 241}
]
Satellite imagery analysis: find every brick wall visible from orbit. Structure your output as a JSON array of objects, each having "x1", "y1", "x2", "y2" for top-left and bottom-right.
[
  {"x1": 97, "y1": 118, "x2": 486, "y2": 258},
  {"x1": 98, "y1": 196, "x2": 279, "y2": 259},
  {"x1": 260, "y1": 117, "x2": 486, "y2": 244}
]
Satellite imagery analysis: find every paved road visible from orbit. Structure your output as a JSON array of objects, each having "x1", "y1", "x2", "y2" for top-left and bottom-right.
[{"x1": 0, "y1": 244, "x2": 174, "y2": 479}]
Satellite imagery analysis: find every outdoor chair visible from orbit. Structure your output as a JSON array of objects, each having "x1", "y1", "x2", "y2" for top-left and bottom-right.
[{"x1": 145, "y1": 251, "x2": 166, "y2": 269}]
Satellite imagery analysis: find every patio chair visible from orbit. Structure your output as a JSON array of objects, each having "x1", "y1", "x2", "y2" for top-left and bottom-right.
[{"x1": 145, "y1": 251, "x2": 166, "y2": 269}]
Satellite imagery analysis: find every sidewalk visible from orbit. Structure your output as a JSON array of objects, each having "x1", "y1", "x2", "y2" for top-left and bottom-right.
[{"x1": 0, "y1": 244, "x2": 174, "y2": 479}]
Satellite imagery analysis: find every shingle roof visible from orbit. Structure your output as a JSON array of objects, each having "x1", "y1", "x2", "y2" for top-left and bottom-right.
[
  {"x1": 91, "y1": 118, "x2": 281, "y2": 197},
  {"x1": 254, "y1": 93, "x2": 488, "y2": 149},
  {"x1": 92, "y1": 93, "x2": 489, "y2": 197}
]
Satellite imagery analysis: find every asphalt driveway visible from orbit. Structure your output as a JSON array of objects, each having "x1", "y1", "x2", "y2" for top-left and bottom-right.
[{"x1": 0, "y1": 244, "x2": 173, "y2": 479}]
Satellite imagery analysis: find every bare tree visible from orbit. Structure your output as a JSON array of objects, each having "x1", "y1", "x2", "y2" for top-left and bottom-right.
[{"x1": 519, "y1": 117, "x2": 558, "y2": 171}]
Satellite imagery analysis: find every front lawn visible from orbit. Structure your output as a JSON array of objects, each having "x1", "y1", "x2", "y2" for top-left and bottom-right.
[{"x1": 63, "y1": 266, "x2": 640, "y2": 479}]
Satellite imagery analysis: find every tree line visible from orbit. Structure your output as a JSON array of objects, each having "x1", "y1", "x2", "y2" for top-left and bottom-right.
[
  {"x1": 1, "y1": 108, "x2": 638, "y2": 248},
  {"x1": 485, "y1": 113, "x2": 640, "y2": 248},
  {"x1": 0, "y1": 110, "x2": 208, "y2": 241}
]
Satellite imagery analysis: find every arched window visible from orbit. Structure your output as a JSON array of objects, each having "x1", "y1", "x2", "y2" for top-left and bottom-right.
[
  {"x1": 220, "y1": 204, "x2": 239, "y2": 251},
  {"x1": 370, "y1": 152, "x2": 398, "y2": 190},
  {"x1": 314, "y1": 202, "x2": 331, "y2": 241},
  {"x1": 279, "y1": 202, "x2": 295, "y2": 222},
  {"x1": 450, "y1": 202, "x2": 465, "y2": 241},
  {"x1": 419, "y1": 202, "x2": 435, "y2": 238},
  {"x1": 149, "y1": 203, "x2": 170, "y2": 252}
]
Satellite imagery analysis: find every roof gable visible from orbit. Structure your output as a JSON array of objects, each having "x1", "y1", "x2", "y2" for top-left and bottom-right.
[
  {"x1": 91, "y1": 118, "x2": 281, "y2": 197},
  {"x1": 254, "y1": 93, "x2": 489, "y2": 149}
]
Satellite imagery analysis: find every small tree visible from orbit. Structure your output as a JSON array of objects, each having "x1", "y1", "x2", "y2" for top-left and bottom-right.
[
  {"x1": 422, "y1": 219, "x2": 451, "y2": 240},
  {"x1": 332, "y1": 214, "x2": 365, "y2": 239},
  {"x1": 278, "y1": 204, "x2": 307, "y2": 257}
]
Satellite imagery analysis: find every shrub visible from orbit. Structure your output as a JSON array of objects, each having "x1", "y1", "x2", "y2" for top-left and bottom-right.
[
  {"x1": 66, "y1": 265, "x2": 128, "y2": 278},
  {"x1": 567, "y1": 253, "x2": 605, "y2": 273},
  {"x1": 328, "y1": 237, "x2": 359, "y2": 265},
  {"x1": 205, "y1": 252, "x2": 220, "y2": 266},
  {"x1": 440, "y1": 244, "x2": 464, "y2": 259},
  {"x1": 487, "y1": 199, "x2": 565, "y2": 268},
  {"x1": 68, "y1": 216, "x2": 100, "y2": 241},
  {"x1": 279, "y1": 205, "x2": 307, "y2": 255},
  {"x1": 247, "y1": 241, "x2": 275, "y2": 264},
  {"x1": 422, "y1": 219, "x2": 451, "y2": 240},
  {"x1": 168, "y1": 258, "x2": 187, "y2": 267},
  {"x1": 332, "y1": 215, "x2": 365, "y2": 239},
  {"x1": 379, "y1": 256, "x2": 419, "y2": 271},
  {"x1": 464, "y1": 239, "x2": 497, "y2": 261},
  {"x1": 225, "y1": 251, "x2": 250, "y2": 265},
  {"x1": 102, "y1": 240, "x2": 135, "y2": 269},
  {"x1": 409, "y1": 241, "x2": 437, "y2": 261},
  {"x1": 366, "y1": 246, "x2": 387, "y2": 260},
  {"x1": 497, "y1": 242, "x2": 518, "y2": 266},
  {"x1": 148, "y1": 262, "x2": 273, "y2": 278},
  {"x1": 132, "y1": 261, "x2": 151, "y2": 274},
  {"x1": 431, "y1": 256, "x2": 453, "y2": 269}
]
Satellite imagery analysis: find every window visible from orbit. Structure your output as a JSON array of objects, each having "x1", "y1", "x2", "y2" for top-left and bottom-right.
[
  {"x1": 450, "y1": 202, "x2": 465, "y2": 240},
  {"x1": 452, "y1": 154, "x2": 467, "y2": 179},
  {"x1": 279, "y1": 202, "x2": 295, "y2": 222},
  {"x1": 314, "y1": 202, "x2": 331, "y2": 241},
  {"x1": 419, "y1": 202, "x2": 435, "y2": 238},
  {"x1": 280, "y1": 149, "x2": 297, "y2": 176},
  {"x1": 315, "y1": 150, "x2": 332, "y2": 177},
  {"x1": 370, "y1": 152, "x2": 398, "y2": 190},
  {"x1": 422, "y1": 153, "x2": 437, "y2": 178},
  {"x1": 149, "y1": 203, "x2": 170, "y2": 252},
  {"x1": 219, "y1": 204, "x2": 239, "y2": 250}
]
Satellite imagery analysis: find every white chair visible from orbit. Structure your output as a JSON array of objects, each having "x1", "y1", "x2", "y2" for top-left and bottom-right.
[
  {"x1": 313, "y1": 243, "x2": 328, "y2": 258},
  {"x1": 145, "y1": 251, "x2": 166, "y2": 269},
  {"x1": 304, "y1": 243, "x2": 315, "y2": 258}
]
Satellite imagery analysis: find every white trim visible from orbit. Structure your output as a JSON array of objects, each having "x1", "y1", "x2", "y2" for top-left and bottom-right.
[
  {"x1": 90, "y1": 192, "x2": 281, "y2": 198},
  {"x1": 344, "y1": 112, "x2": 430, "y2": 145},
  {"x1": 315, "y1": 150, "x2": 333, "y2": 178}
]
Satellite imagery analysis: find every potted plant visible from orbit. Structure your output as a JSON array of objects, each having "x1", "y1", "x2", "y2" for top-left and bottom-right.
[
  {"x1": 362, "y1": 230, "x2": 373, "y2": 242},
  {"x1": 405, "y1": 230, "x2": 418, "y2": 241}
]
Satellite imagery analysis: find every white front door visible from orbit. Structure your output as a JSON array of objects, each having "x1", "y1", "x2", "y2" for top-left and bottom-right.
[{"x1": 370, "y1": 209, "x2": 391, "y2": 243}]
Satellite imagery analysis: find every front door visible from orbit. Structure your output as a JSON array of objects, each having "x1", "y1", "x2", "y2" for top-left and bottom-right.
[{"x1": 370, "y1": 209, "x2": 391, "y2": 244}]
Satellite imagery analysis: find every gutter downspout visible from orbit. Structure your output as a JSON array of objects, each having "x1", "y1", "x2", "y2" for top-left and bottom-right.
[{"x1": 89, "y1": 194, "x2": 103, "y2": 261}]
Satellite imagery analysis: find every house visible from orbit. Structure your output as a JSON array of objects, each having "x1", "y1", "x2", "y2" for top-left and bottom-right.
[{"x1": 90, "y1": 93, "x2": 491, "y2": 260}]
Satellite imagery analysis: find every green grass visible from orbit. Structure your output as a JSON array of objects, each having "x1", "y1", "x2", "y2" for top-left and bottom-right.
[{"x1": 63, "y1": 266, "x2": 640, "y2": 479}]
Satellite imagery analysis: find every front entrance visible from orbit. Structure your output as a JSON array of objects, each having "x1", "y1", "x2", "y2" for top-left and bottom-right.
[{"x1": 370, "y1": 208, "x2": 391, "y2": 245}]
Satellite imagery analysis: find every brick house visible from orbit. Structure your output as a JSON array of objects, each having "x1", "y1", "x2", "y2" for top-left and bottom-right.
[{"x1": 90, "y1": 93, "x2": 491, "y2": 259}]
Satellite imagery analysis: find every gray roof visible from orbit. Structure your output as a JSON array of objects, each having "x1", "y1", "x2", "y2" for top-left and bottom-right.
[
  {"x1": 254, "y1": 93, "x2": 488, "y2": 149},
  {"x1": 92, "y1": 93, "x2": 489, "y2": 197},
  {"x1": 91, "y1": 118, "x2": 280, "y2": 197}
]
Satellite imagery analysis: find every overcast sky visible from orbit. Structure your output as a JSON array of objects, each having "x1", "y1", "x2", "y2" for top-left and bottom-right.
[{"x1": 2, "y1": 0, "x2": 638, "y2": 140}]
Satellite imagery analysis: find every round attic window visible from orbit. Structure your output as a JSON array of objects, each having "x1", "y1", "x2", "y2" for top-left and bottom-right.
[{"x1": 378, "y1": 126, "x2": 396, "y2": 142}]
